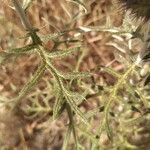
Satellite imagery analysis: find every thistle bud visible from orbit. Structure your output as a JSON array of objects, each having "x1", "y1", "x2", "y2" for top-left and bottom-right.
[
  {"x1": 117, "y1": 0, "x2": 150, "y2": 22},
  {"x1": 115, "y1": 0, "x2": 150, "y2": 36}
]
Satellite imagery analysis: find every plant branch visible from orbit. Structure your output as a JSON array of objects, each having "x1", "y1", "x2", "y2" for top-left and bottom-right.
[{"x1": 12, "y1": 0, "x2": 32, "y2": 30}]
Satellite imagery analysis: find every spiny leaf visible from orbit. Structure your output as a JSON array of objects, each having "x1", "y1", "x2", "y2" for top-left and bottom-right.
[
  {"x1": 41, "y1": 32, "x2": 65, "y2": 41},
  {"x1": 60, "y1": 71, "x2": 91, "y2": 80},
  {"x1": 105, "y1": 117, "x2": 113, "y2": 140},
  {"x1": 53, "y1": 94, "x2": 64, "y2": 119},
  {"x1": 133, "y1": 88, "x2": 149, "y2": 107},
  {"x1": 62, "y1": 124, "x2": 72, "y2": 150},
  {"x1": 0, "y1": 44, "x2": 36, "y2": 64},
  {"x1": 24, "y1": 105, "x2": 40, "y2": 118},
  {"x1": 25, "y1": 104, "x2": 50, "y2": 113},
  {"x1": 66, "y1": 104, "x2": 79, "y2": 150},
  {"x1": 7, "y1": 44, "x2": 36, "y2": 54},
  {"x1": 46, "y1": 45, "x2": 81, "y2": 58},
  {"x1": 101, "y1": 67, "x2": 121, "y2": 78},
  {"x1": 45, "y1": 60, "x2": 64, "y2": 85},
  {"x1": 63, "y1": 89, "x2": 87, "y2": 105},
  {"x1": 122, "y1": 115, "x2": 146, "y2": 127},
  {"x1": 46, "y1": 62, "x2": 91, "y2": 80},
  {"x1": 65, "y1": 93, "x2": 89, "y2": 125},
  {"x1": 85, "y1": 106, "x2": 104, "y2": 119},
  {"x1": 75, "y1": 91, "x2": 88, "y2": 105},
  {"x1": 52, "y1": 80, "x2": 62, "y2": 95},
  {"x1": 79, "y1": 26, "x2": 120, "y2": 33},
  {"x1": 46, "y1": 60, "x2": 89, "y2": 121},
  {"x1": 14, "y1": 63, "x2": 46, "y2": 105}
]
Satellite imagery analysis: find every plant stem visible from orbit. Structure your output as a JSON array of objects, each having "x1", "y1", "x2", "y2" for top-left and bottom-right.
[
  {"x1": 12, "y1": 0, "x2": 32, "y2": 31},
  {"x1": 12, "y1": 0, "x2": 42, "y2": 45}
]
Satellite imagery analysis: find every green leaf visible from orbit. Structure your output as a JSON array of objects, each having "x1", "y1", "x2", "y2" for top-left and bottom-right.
[
  {"x1": 66, "y1": 104, "x2": 79, "y2": 150},
  {"x1": 46, "y1": 59, "x2": 91, "y2": 80},
  {"x1": 46, "y1": 46, "x2": 81, "y2": 58},
  {"x1": 60, "y1": 71, "x2": 91, "y2": 80},
  {"x1": 63, "y1": 89, "x2": 87, "y2": 105},
  {"x1": 122, "y1": 116, "x2": 146, "y2": 127},
  {"x1": 41, "y1": 32, "x2": 65, "y2": 41},
  {"x1": 62, "y1": 124, "x2": 72, "y2": 150},
  {"x1": 0, "y1": 44, "x2": 36, "y2": 64},
  {"x1": 64, "y1": 92, "x2": 89, "y2": 125},
  {"x1": 53, "y1": 82, "x2": 65, "y2": 120},
  {"x1": 105, "y1": 117, "x2": 113, "y2": 140},
  {"x1": 7, "y1": 44, "x2": 36, "y2": 54},
  {"x1": 85, "y1": 106, "x2": 104, "y2": 119},
  {"x1": 101, "y1": 67, "x2": 121, "y2": 78},
  {"x1": 14, "y1": 63, "x2": 46, "y2": 106},
  {"x1": 53, "y1": 94, "x2": 64, "y2": 119}
]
